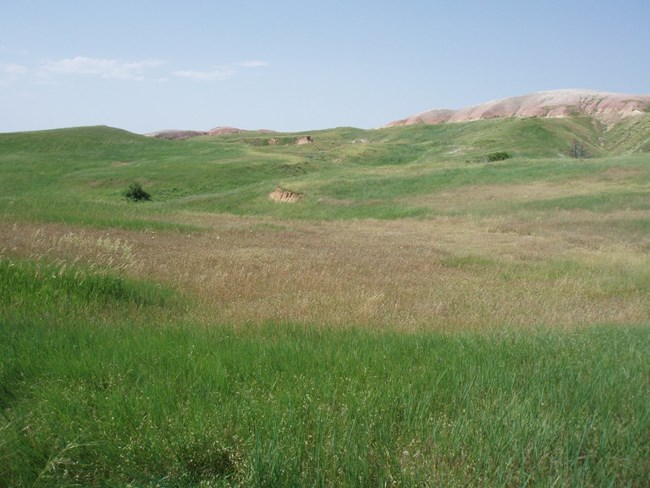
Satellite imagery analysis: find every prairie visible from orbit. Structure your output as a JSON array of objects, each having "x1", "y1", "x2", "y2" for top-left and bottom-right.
[{"x1": 1, "y1": 118, "x2": 649, "y2": 485}]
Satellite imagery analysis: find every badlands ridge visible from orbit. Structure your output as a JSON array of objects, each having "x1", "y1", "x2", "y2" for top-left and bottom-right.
[
  {"x1": 387, "y1": 89, "x2": 650, "y2": 127},
  {"x1": 146, "y1": 89, "x2": 650, "y2": 138}
]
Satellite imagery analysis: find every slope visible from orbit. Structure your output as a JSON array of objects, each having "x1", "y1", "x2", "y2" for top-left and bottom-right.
[
  {"x1": 388, "y1": 89, "x2": 650, "y2": 127},
  {"x1": 1, "y1": 117, "x2": 649, "y2": 225}
]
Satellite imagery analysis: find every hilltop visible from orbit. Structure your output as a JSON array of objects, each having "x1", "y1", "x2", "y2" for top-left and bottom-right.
[
  {"x1": 137, "y1": 89, "x2": 650, "y2": 149},
  {"x1": 387, "y1": 89, "x2": 650, "y2": 127},
  {"x1": 146, "y1": 126, "x2": 277, "y2": 140}
]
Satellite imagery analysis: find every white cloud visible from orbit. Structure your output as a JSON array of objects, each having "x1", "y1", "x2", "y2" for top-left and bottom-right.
[
  {"x1": 0, "y1": 63, "x2": 29, "y2": 87},
  {"x1": 173, "y1": 60, "x2": 268, "y2": 81},
  {"x1": 2, "y1": 63, "x2": 28, "y2": 75},
  {"x1": 39, "y1": 56, "x2": 164, "y2": 80},
  {"x1": 172, "y1": 67, "x2": 236, "y2": 82},
  {"x1": 6, "y1": 56, "x2": 268, "y2": 84},
  {"x1": 239, "y1": 60, "x2": 269, "y2": 68}
]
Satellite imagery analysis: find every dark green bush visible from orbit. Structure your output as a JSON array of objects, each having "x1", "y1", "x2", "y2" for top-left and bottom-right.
[
  {"x1": 485, "y1": 151, "x2": 512, "y2": 162},
  {"x1": 124, "y1": 182, "x2": 151, "y2": 202},
  {"x1": 467, "y1": 151, "x2": 512, "y2": 164}
]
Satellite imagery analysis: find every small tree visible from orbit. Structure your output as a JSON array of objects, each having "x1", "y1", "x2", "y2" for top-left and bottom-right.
[
  {"x1": 124, "y1": 182, "x2": 151, "y2": 202},
  {"x1": 569, "y1": 139, "x2": 587, "y2": 159}
]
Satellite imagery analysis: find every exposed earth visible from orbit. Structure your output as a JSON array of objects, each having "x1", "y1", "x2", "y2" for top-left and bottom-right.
[
  {"x1": 144, "y1": 89, "x2": 650, "y2": 138},
  {"x1": 387, "y1": 89, "x2": 650, "y2": 127},
  {"x1": 146, "y1": 126, "x2": 276, "y2": 140}
]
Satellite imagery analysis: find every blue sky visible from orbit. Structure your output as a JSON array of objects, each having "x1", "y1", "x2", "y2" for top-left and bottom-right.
[{"x1": 1, "y1": 0, "x2": 649, "y2": 133}]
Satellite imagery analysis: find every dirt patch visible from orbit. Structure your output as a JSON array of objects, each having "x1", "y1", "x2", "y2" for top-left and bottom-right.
[
  {"x1": 269, "y1": 187, "x2": 304, "y2": 203},
  {"x1": 296, "y1": 136, "x2": 313, "y2": 145}
]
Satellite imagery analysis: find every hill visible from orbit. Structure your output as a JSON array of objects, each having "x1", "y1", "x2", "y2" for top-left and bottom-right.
[
  {"x1": 146, "y1": 126, "x2": 277, "y2": 140},
  {"x1": 387, "y1": 89, "x2": 650, "y2": 127},
  {"x1": 1, "y1": 102, "x2": 649, "y2": 486},
  {"x1": 1, "y1": 115, "x2": 649, "y2": 225}
]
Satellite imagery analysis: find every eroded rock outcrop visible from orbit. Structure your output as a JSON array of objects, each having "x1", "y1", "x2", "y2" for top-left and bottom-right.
[
  {"x1": 269, "y1": 187, "x2": 304, "y2": 203},
  {"x1": 146, "y1": 130, "x2": 207, "y2": 140},
  {"x1": 295, "y1": 136, "x2": 313, "y2": 145},
  {"x1": 387, "y1": 89, "x2": 650, "y2": 127}
]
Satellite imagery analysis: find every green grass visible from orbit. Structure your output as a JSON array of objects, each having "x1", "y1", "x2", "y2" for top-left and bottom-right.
[
  {"x1": 2, "y1": 118, "x2": 648, "y2": 223},
  {"x1": 315, "y1": 158, "x2": 607, "y2": 201},
  {"x1": 602, "y1": 114, "x2": 650, "y2": 153},
  {"x1": 1, "y1": 117, "x2": 649, "y2": 485},
  {"x1": 0, "y1": 258, "x2": 179, "y2": 325},
  {"x1": 1, "y1": 257, "x2": 648, "y2": 486}
]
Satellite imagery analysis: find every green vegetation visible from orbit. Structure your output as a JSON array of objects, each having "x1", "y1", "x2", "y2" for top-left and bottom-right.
[
  {"x1": 1, "y1": 116, "x2": 648, "y2": 224},
  {"x1": 0, "y1": 258, "x2": 177, "y2": 324},
  {"x1": 485, "y1": 150, "x2": 512, "y2": 161},
  {"x1": 1, "y1": 115, "x2": 649, "y2": 485},
  {"x1": 467, "y1": 151, "x2": 513, "y2": 163},
  {"x1": 124, "y1": 181, "x2": 152, "y2": 202},
  {"x1": 1, "y1": 258, "x2": 648, "y2": 486}
]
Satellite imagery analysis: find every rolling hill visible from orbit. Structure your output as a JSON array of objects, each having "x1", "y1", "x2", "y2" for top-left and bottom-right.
[
  {"x1": 1, "y1": 92, "x2": 649, "y2": 486},
  {"x1": 1, "y1": 105, "x2": 649, "y2": 225},
  {"x1": 387, "y1": 89, "x2": 650, "y2": 127}
]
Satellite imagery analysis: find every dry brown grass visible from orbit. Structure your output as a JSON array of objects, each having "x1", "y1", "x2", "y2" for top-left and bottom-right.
[{"x1": 2, "y1": 208, "x2": 648, "y2": 331}]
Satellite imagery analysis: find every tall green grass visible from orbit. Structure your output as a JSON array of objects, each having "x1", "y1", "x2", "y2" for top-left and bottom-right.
[
  {"x1": 1, "y1": 258, "x2": 648, "y2": 486},
  {"x1": 0, "y1": 257, "x2": 178, "y2": 325}
]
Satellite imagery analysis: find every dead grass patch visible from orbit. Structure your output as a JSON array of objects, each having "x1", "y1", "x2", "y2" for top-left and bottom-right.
[
  {"x1": 269, "y1": 187, "x2": 304, "y2": 203},
  {"x1": 2, "y1": 212, "x2": 647, "y2": 331},
  {"x1": 490, "y1": 210, "x2": 650, "y2": 252}
]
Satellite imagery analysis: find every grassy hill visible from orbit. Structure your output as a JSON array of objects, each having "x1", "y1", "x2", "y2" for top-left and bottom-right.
[
  {"x1": 1, "y1": 115, "x2": 649, "y2": 224},
  {"x1": 1, "y1": 116, "x2": 649, "y2": 486}
]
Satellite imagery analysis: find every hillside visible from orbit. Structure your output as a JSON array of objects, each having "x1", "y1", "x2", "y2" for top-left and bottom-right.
[
  {"x1": 1, "y1": 118, "x2": 648, "y2": 327},
  {"x1": 146, "y1": 126, "x2": 277, "y2": 140},
  {"x1": 387, "y1": 89, "x2": 650, "y2": 127},
  {"x1": 1, "y1": 106, "x2": 649, "y2": 487},
  {"x1": 1, "y1": 115, "x2": 649, "y2": 226}
]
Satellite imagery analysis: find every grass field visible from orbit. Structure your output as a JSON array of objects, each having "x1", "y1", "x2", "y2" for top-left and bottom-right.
[{"x1": 1, "y1": 118, "x2": 649, "y2": 485}]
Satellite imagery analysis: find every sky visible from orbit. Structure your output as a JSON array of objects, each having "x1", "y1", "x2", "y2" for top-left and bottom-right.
[{"x1": 1, "y1": 0, "x2": 649, "y2": 134}]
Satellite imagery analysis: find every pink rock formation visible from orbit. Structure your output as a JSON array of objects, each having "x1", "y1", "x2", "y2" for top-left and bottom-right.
[{"x1": 387, "y1": 89, "x2": 650, "y2": 127}]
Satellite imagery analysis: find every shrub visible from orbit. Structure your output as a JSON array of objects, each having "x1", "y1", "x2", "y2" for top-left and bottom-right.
[
  {"x1": 124, "y1": 182, "x2": 151, "y2": 202},
  {"x1": 486, "y1": 151, "x2": 512, "y2": 162},
  {"x1": 467, "y1": 151, "x2": 512, "y2": 164},
  {"x1": 569, "y1": 139, "x2": 588, "y2": 159}
]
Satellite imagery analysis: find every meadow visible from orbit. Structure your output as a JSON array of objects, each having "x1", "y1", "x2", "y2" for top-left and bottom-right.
[{"x1": 1, "y1": 118, "x2": 649, "y2": 485}]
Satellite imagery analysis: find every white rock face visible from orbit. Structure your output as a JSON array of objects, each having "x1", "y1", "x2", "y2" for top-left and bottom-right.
[{"x1": 387, "y1": 89, "x2": 650, "y2": 127}]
